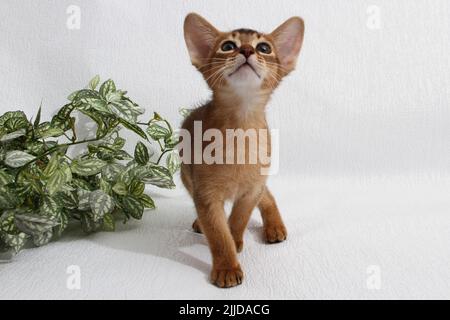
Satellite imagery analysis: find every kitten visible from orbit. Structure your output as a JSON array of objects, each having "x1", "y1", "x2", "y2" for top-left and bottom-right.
[{"x1": 181, "y1": 13, "x2": 304, "y2": 288}]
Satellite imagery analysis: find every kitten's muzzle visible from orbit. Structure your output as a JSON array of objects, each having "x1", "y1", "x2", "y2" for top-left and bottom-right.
[{"x1": 239, "y1": 45, "x2": 255, "y2": 59}]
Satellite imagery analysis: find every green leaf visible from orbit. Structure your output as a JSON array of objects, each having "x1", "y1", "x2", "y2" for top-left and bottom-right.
[
  {"x1": 139, "y1": 194, "x2": 155, "y2": 209},
  {"x1": 55, "y1": 210, "x2": 69, "y2": 237},
  {"x1": 166, "y1": 151, "x2": 181, "y2": 174},
  {"x1": 112, "y1": 181, "x2": 128, "y2": 196},
  {"x1": 80, "y1": 212, "x2": 101, "y2": 233},
  {"x1": 0, "y1": 169, "x2": 14, "y2": 186},
  {"x1": 1, "y1": 232, "x2": 28, "y2": 253},
  {"x1": 99, "y1": 79, "x2": 116, "y2": 98},
  {"x1": 139, "y1": 164, "x2": 176, "y2": 189},
  {"x1": 73, "y1": 89, "x2": 101, "y2": 101},
  {"x1": 85, "y1": 98, "x2": 110, "y2": 114},
  {"x1": 0, "y1": 211, "x2": 18, "y2": 233},
  {"x1": 108, "y1": 101, "x2": 136, "y2": 122},
  {"x1": 46, "y1": 163, "x2": 72, "y2": 195},
  {"x1": 122, "y1": 196, "x2": 144, "y2": 220},
  {"x1": 43, "y1": 153, "x2": 61, "y2": 177},
  {"x1": 71, "y1": 158, "x2": 107, "y2": 176},
  {"x1": 105, "y1": 91, "x2": 124, "y2": 103},
  {"x1": 0, "y1": 186, "x2": 20, "y2": 209},
  {"x1": 36, "y1": 124, "x2": 65, "y2": 139},
  {"x1": 118, "y1": 118, "x2": 147, "y2": 140},
  {"x1": 4, "y1": 150, "x2": 36, "y2": 168},
  {"x1": 32, "y1": 230, "x2": 53, "y2": 247},
  {"x1": 0, "y1": 111, "x2": 29, "y2": 130},
  {"x1": 134, "y1": 142, "x2": 149, "y2": 165},
  {"x1": 14, "y1": 213, "x2": 60, "y2": 235},
  {"x1": 102, "y1": 163, "x2": 125, "y2": 182},
  {"x1": 34, "y1": 105, "x2": 42, "y2": 128},
  {"x1": 77, "y1": 188, "x2": 91, "y2": 211},
  {"x1": 89, "y1": 75, "x2": 100, "y2": 90},
  {"x1": 146, "y1": 123, "x2": 170, "y2": 140},
  {"x1": 114, "y1": 150, "x2": 133, "y2": 161},
  {"x1": 72, "y1": 178, "x2": 93, "y2": 191},
  {"x1": 89, "y1": 190, "x2": 114, "y2": 221},
  {"x1": 40, "y1": 196, "x2": 61, "y2": 220},
  {"x1": 55, "y1": 190, "x2": 78, "y2": 210},
  {"x1": 102, "y1": 212, "x2": 115, "y2": 232},
  {"x1": 0, "y1": 128, "x2": 26, "y2": 142},
  {"x1": 111, "y1": 137, "x2": 126, "y2": 150},
  {"x1": 99, "y1": 178, "x2": 111, "y2": 194},
  {"x1": 129, "y1": 180, "x2": 145, "y2": 196},
  {"x1": 164, "y1": 133, "x2": 180, "y2": 149}
]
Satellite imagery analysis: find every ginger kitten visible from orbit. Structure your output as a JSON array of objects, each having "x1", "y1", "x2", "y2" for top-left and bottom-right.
[{"x1": 181, "y1": 13, "x2": 304, "y2": 288}]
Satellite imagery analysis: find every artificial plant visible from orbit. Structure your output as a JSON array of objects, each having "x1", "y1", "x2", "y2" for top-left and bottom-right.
[{"x1": 0, "y1": 76, "x2": 180, "y2": 257}]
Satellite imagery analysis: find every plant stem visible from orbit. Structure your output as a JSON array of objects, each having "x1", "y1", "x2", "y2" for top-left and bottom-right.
[{"x1": 156, "y1": 148, "x2": 173, "y2": 165}]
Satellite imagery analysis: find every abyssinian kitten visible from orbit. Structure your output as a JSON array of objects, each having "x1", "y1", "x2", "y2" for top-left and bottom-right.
[{"x1": 181, "y1": 13, "x2": 304, "y2": 288}]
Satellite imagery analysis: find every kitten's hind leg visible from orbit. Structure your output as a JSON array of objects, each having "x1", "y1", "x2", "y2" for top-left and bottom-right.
[
  {"x1": 228, "y1": 189, "x2": 263, "y2": 252},
  {"x1": 258, "y1": 186, "x2": 287, "y2": 243},
  {"x1": 181, "y1": 165, "x2": 202, "y2": 233}
]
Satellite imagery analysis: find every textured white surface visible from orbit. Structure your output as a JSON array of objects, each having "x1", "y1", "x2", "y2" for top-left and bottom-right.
[
  {"x1": 0, "y1": 0, "x2": 449, "y2": 299},
  {"x1": 1, "y1": 177, "x2": 450, "y2": 299}
]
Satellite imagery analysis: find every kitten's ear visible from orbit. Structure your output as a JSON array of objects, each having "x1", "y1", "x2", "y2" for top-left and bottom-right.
[
  {"x1": 184, "y1": 13, "x2": 220, "y2": 67},
  {"x1": 270, "y1": 17, "x2": 305, "y2": 71}
]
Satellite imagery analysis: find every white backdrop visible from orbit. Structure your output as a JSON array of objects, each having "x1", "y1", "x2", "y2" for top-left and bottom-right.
[{"x1": 0, "y1": 0, "x2": 449, "y2": 299}]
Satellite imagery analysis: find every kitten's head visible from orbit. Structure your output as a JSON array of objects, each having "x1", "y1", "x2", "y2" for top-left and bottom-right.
[{"x1": 184, "y1": 13, "x2": 304, "y2": 93}]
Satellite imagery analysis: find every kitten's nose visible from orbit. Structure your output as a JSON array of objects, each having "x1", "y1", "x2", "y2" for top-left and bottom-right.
[{"x1": 239, "y1": 45, "x2": 255, "y2": 59}]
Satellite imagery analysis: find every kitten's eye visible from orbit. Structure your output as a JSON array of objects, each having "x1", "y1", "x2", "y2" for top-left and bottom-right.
[
  {"x1": 221, "y1": 41, "x2": 237, "y2": 52},
  {"x1": 256, "y1": 42, "x2": 272, "y2": 54}
]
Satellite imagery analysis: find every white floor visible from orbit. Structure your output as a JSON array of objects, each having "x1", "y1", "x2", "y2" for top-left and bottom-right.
[{"x1": 1, "y1": 175, "x2": 449, "y2": 299}]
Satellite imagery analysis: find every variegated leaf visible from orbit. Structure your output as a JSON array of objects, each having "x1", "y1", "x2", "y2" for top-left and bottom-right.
[
  {"x1": 55, "y1": 190, "x2": 78, "y2": 210},
  {"x1": 77, "y1": 188, "x2": 91, "y2": 211},
  {"x1": 99, "y1": 79, "x2": 116, "y2": 98},
  {"x1": 40, "y1": 197, "x2": 61, "y2": 220},
  {"x1": 0, "y1": 169, "x2": 14, "y2": 186},
  {"x1": 140, "y1": 164, "x2": 175, "y2": 189},
  {"x1": 88, "y1": 75, "x2": 100, "y2": 90},
  {"x1": 112, "y1": 182, "x2": 128, "y2": 196},
  {"x1": 139, "y1": 194, "x2": 155, "y2": 209},
  {"x1": 89, "y1": 190, "x2": 114, "y2": 222},
  {"x1": 102, "y1": 212, "x2": 115, "y2": 232},
  {"x1": 1, "y1": 232, "x2": 28, "y2": 253},
  {"x1": 4, "y1": 150, "x2": 36, "y2": 168},
  {"x1": 101, "y1": 163, "x2": 125, "y2": 182},
  {"x1": 71, "y1": 158, "x2": 107, "y2": 176},
  {"x1": 166, "y1": 151, "x2": 181, "y2": 174},
  {"x1": 146, "y1": 123, "x2": 170, "y2": 140},
  {"x1": 32, "y1": 230, "x2": 53, "y2": 247},
  {"x1": 0, "y1": 128, "x2": 26, "y2": 142},
  {"x1": 14, "y1": 213, "x2": 59, "y2": 235},
  {"x1": 134, "y1": 142, "x2": 149, "y2": 165},
  {"x1": 122, "y1": 196, "x2": 144, "y2": 220}
]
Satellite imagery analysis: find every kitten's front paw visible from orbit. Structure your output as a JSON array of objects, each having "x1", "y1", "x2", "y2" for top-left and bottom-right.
[
  {"x1": 264, "y1": 223, "x2": 287, "y2": 243},
  {"x1": 211, "y1": 265, "x2": 244, "y2": 288}
]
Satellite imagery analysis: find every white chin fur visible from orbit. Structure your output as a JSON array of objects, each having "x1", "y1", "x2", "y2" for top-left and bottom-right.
[{"x1": 226, "y1": 55, "x2": 264, "y2": 89}]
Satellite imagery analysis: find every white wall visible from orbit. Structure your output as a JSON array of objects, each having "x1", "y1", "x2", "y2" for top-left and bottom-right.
[{"x1": 1, "y1": 0, "x2": 449, "y2": 179}]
